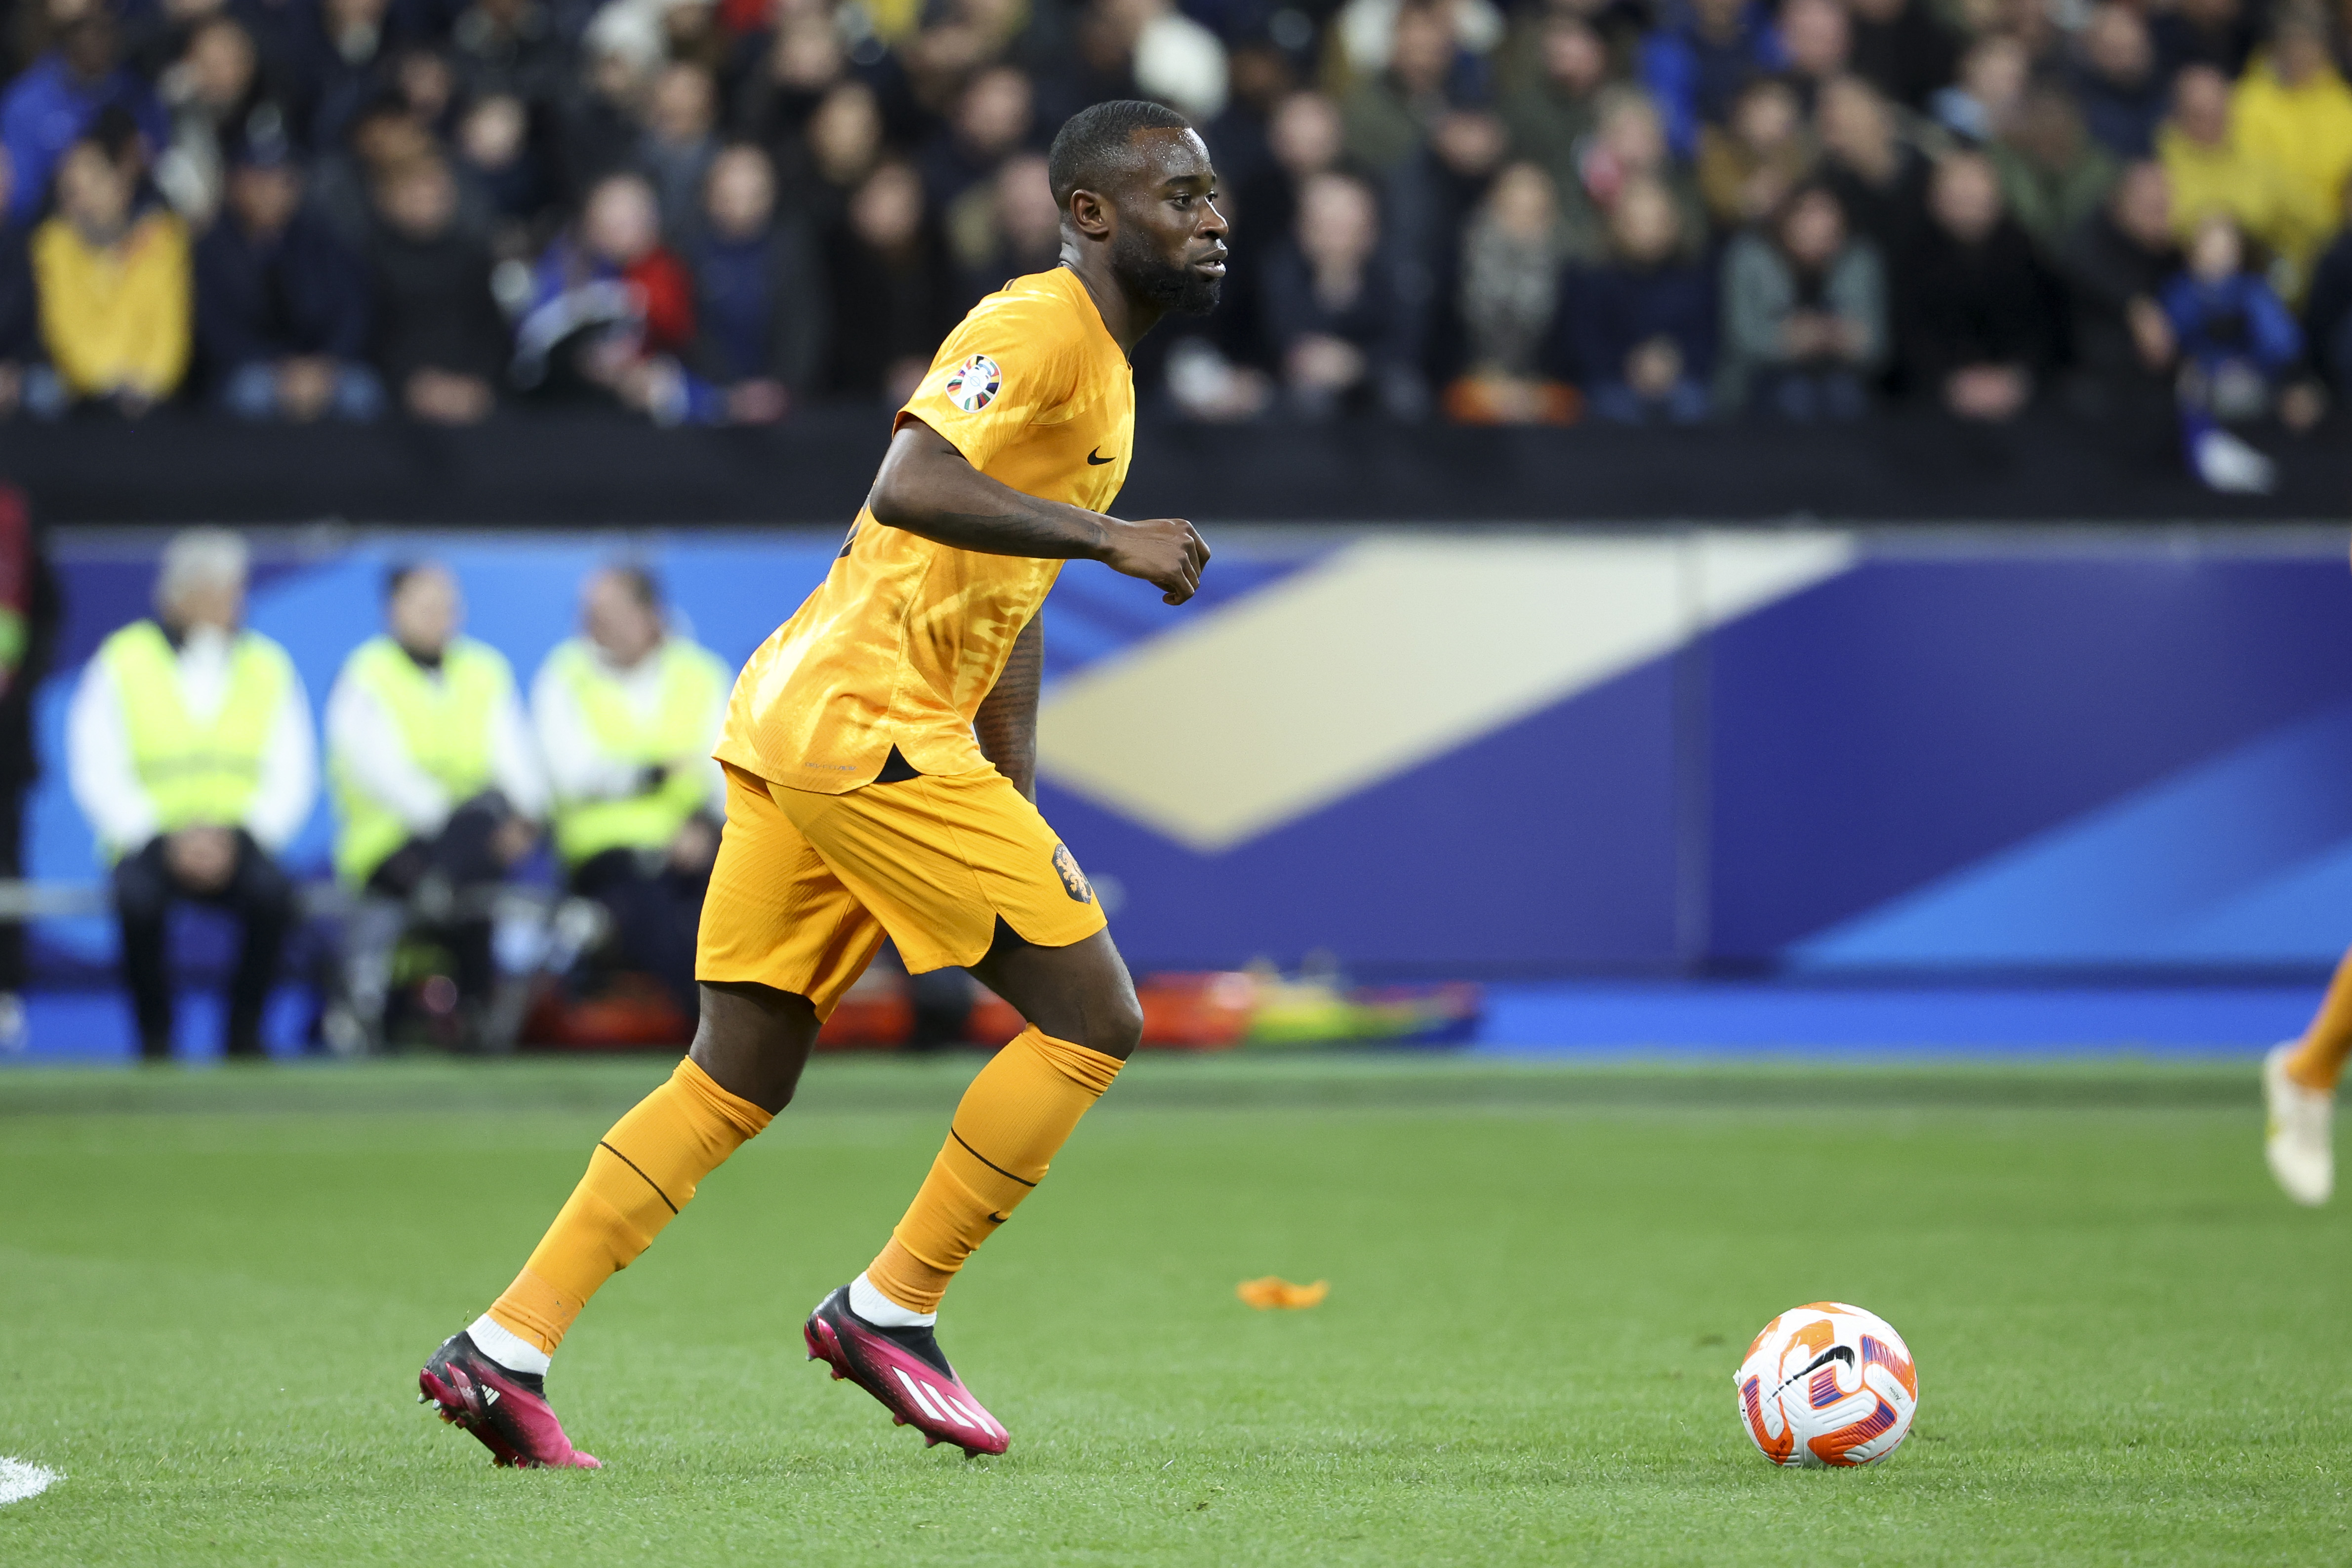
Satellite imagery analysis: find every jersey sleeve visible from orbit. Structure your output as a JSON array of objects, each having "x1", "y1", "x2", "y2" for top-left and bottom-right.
[{"x1": 894, "y1": 292, "x2": 1079, "y2": 474}]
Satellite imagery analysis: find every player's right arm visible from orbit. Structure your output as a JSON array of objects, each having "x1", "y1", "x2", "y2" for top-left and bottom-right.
[{"x1": 868, "y1": 419, "x2": 1211, "y2": 605}]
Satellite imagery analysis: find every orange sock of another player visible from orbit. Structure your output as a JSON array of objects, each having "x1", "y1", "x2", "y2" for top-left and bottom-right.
[
  {"x1": 487, "y1": 1058, "x2": 772, "y2": 1355},
  {"x1": 867, "y1": 1026, "x2": 1123, "y2": 1315},
  {"x1": 2287, "y1": 942, "x2": 2352, "y2": 1092}
]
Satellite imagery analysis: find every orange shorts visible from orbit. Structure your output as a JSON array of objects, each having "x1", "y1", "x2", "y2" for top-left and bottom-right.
[{"x1": 694, "y1": 762, "x2": 1109, "y2": 1017}]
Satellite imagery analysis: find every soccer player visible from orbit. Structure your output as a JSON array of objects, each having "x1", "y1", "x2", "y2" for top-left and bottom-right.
[{"x1": 417, "y1": 99, "x2": 1225, "y2": 1468}]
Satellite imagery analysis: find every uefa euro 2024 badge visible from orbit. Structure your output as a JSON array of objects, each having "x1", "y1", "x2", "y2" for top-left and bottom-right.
[{"x1": 946, "y1": 354, "x2": 1002, "y2": 412}]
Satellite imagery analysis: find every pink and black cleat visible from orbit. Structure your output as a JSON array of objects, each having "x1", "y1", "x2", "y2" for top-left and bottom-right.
[
  {"x1": 418, "y1": 1331, "x2": 602, "y2": 1469},
  {"x1": 804, "y1": 1285, "x2": 1010, "y2": 1456}
]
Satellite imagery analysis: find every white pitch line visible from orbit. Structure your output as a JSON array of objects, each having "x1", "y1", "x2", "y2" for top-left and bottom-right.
[{"x1": 0, "y1": 1457, "x2": 58, "y2": 1506}]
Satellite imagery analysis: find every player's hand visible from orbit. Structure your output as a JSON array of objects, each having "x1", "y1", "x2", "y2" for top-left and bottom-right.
[{"x1": 1100, "y1": 517, "x2": 1211, "y2": 605}]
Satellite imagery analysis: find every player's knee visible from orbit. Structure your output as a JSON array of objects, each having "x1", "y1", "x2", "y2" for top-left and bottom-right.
[{"x1": 1087, "y1": 990, "x2": 1144, "y2": 1062}]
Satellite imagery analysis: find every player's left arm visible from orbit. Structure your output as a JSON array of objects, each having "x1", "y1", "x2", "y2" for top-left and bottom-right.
[{"x1": 974, "y1": 611, "x2": 1042, "y2": 801}]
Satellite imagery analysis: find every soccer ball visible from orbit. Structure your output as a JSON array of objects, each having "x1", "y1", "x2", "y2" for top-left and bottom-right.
[{"x1": 1733, "y1": 1302, "x2": 1919, "y2": 1468}]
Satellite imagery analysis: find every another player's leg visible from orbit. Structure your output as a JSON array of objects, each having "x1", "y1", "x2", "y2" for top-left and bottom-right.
[
  {"x1": 420, "y1": 981, "x2": 817, "y2": 1465},
  {"x1": 806, "y1": 922, "x2": 1139, "y2": 1455},
  {"x1": 2267, "y1": 941, "x2": 2351, "y2": 1204}
]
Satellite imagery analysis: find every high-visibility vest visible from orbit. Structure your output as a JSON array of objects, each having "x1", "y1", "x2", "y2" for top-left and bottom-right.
[
  {"x1": 97, "y1": 619, "x2": 294, "y2": 854},
  {"x1": 543, "y1": 637, "x2": 729, "y2": 865},
  {"x1": 329, "y1": 635, "x2": 516, "y2": 886}
]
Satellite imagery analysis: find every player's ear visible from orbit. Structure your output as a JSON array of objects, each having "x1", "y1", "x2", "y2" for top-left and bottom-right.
[{"x1": 1068, "y1": 188, "x2": 1112, "y2": 241}]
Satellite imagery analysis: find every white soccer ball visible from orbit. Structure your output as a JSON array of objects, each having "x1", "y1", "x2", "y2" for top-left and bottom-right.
[{"x1": 1732, "y1": 1301, "x2": 1919, "y2": 1468}]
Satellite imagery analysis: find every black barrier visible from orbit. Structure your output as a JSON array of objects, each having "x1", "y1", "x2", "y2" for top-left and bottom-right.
[{"x1": 0, "y1": 407, "x2": 2340, "y2": 526}]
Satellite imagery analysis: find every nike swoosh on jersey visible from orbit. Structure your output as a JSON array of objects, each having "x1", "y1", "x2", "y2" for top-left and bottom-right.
[{"x1": 1086, "y1": 448, "x2": 1114, "y2": 465}]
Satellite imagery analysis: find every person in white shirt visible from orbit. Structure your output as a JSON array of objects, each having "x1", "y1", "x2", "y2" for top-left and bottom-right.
[
  {"x1": 324, "y1": 562, "x2": 548, "y2": 1049},
  {"x1": 531, "y1": 564, "x2": 729, "y2": 1014},
  {"x1": 66, "y1": 527, "x2": 317, "y2": 1060}
]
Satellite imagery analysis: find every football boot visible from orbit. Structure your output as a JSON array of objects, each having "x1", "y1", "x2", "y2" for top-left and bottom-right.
[
  {"x1": 418, "y1": 1331, "x2": 602, "y2": 1469},
  {"x1": 803, "y1": 1285, "x2": 1009, "y2": 1456}
]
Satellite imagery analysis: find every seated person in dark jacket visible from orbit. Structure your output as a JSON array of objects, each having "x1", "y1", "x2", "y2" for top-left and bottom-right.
[
  {"x1": 1562, "y1": 176, "x2": 1716, "y2": 423},
  {"x1": 2302, "y1": 171, "x2": 2352, "y2": 397},
  {"x1": 1257, "y1": 169, "x2": 1427, "y2": 420},
  {"x1": 683, "y1": 143, "x2": 825, "y2": 425},
  {"x1": 194, "y1": 135, "x2": 380, "y2": 421},
  {"x1": 1898, "y1": 150, "x2": 2062, "y2": 421},
  {"x1": 2060, "y1": 159, "x2": 2178, "y2": 414},
  {"x1": 2161, "y1": 214, "x2": 2303, "y2": 419},
  {"x1": 368, "y1": 154, "x2": 508, "y2": 424}
]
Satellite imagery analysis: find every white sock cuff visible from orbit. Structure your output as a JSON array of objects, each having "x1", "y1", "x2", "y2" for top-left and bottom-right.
[
  {"x1": 467, "y1": 1313, "x2": 553, "y2": 1377},
  {"x1": 851, "y1": 1271, "x2": 937, "y2": 1328}
]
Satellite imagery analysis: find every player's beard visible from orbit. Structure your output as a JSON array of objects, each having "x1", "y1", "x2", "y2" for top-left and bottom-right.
[{"x1": 1114, "y1": 226, "x2": 1221, "y2": 316}]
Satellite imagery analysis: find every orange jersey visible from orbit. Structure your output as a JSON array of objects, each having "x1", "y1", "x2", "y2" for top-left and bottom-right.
[{"x1": 715, "y1": 266, "x2": 1135, "y2": 793}]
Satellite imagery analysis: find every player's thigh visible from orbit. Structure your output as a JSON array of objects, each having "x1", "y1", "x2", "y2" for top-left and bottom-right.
[
  {"x1": 698, "y1": 763, "x2": 887, "y2": 1020},
  {"x1": 769, "y1": 769, "x2": 1106, "y2": 976},
  {"x1": 967, "y1": 922, "x2": 1143, "y2": 1060}
]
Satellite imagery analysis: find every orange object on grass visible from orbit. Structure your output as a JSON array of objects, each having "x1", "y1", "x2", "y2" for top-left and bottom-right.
[{"x1": 1236, "y1": 1276, "x2": 1330, "y2": 1309}]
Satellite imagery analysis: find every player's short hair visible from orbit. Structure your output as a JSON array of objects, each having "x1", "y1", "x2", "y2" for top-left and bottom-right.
[
  {"x1": 602, "y1": 562, "x2": 663, "y2": 610},
  {"x1": 1047, "y1": 99, "x2": 1194, "y2": 209},
  {"x1": 384, "y1": 560, "x2": 446, "y2": 600}
]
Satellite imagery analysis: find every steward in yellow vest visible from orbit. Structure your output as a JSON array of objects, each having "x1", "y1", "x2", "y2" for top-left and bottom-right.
[
  {"x1": 324, "y1": 563, "x2": 548, "y2": 1051},
  {"x1": 530, "y1": 565, "x2": 729, "y2": 1011},
  {"x1": 64, "y1": 528, "x2": 315, "y2": 1061}
]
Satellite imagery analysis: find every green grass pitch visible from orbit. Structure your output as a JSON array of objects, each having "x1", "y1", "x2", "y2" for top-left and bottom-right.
[{"x1": 0, "y1": 1052, "x2": 2346, "y2": 1565}]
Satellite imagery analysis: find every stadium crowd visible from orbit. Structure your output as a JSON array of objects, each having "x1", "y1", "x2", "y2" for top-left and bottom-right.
[{"x1": 0, "y1": 0, "x2": 2347, "y2": 478}]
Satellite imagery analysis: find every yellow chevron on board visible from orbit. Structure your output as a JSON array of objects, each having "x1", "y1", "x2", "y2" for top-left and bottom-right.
[{"x1": 1035, "y1": 531, "x2": 1855, "y2": 852}]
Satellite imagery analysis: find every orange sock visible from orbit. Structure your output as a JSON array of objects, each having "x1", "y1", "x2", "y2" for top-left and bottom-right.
[
  {"x1": 867, "y1": 1026, "x2": 1122, "y2": 1314},
  {"x1": 487, "y1": 1057, "x2": 771, "y2": 1354},
  {"x1": 2287, "y1": 941, "x2": 2352, "y2": 1092}
]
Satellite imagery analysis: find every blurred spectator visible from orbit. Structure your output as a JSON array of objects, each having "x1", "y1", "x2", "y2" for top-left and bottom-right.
[
  {"x1": 734, "y1": 8, "x2": 846, "y2": 155},
  {"x1": 2160, "y1": 63, "x2": 2329, "y2": 293},
  {"x1": 1129, "y1": 0, "x2": 1228, "y2": 123},
  {"x1": 1776, "y1": 0, "x2": 1849, "y2": 108},
  {"x1": 823, "y1": 158, "x2": 957, "y2": 403},
  {"x1": 325, "y1": 560, "x2": 545, "y2": 1053},
  {"x1": 1842, "y1": 0, "x2": 1957, "y2": 113},
  {"x1": 454, "y1": 91, "x2": 546, "y2": 254},
  {"x1": 1238, "y1": 89, "x2": 1343, "y2": 268},
  {"x1": 30, "y1": 124, "x2": 190, "y2": 416},
  {"x1": 2151, "y1": 0, "x2": 2257, "y2": 80},
  {"x1": 1342, "y1": 0, "x2": 1468, "y2": 175},
  {"x1": 152, "y1": 15, "x2": 264, "y2": 226},
  {"x1": 514, "y1": 170, "x2": 696, "y2": 418},
  {"x1": 559, "y1": 3, "x2": 658, "y2": 204},
  {"x1": 369, "y1": 153, "x2": 507, "y2": 423},
  {"x1": 2164, "y1": 213, "x2": 2309, "y2": 489},
  {"x1": 1199, "y1": 36, "x2": 1295, "y2": 222},
  {"x1": 0, "y1": 8, "x2": 169, "y2": 225},
  {"x1": 1899, "y1": 150, "x2": 2061, "y2": 421},
  {"x1": 194, "y1": 138, "x2": 381, "y2": 421},
  {"x1": 1931, "y1": 33, "x2": 2028, "y2": 145},
  {"x1": 920, "y1": 62, "x2": 1033, "y2": 210},
  {"x1": 0, "y1": 150, "x2": 37, "y2": 414},
  {"x1": 1989, "y1": 82, "x2": 2118, "y2": 255},
  {"x1": 635, "y1": 61, "x2": 717, "y2": 238},
  {"x1": 311, "y1": 96, "x2": 473, "y2": 251},
  {"x1": 1640, "y1": 0, "x2": 1785, "y2": 159},
  {"x1": 2071, "y1": 4, "x2": 2167, "y2": 160},
  {"x1": 2060, "y1": 159, "x2": 2181, "y2": 413},
  {"x1": 295, "y1": 0, "x2": 396, "y2": 150},
  {"x1": 1260, "y1": 169, "x2": 1425, "y2": 418},
  {"x1": 1718, "y1": 183, "x2": 1885, "y2": 418},
  {"x1": 2231, "y1": 9, "x2": 2352, "y2": 263},
  {"x1": 1698, "y1": 76, "x2": 1815, "y2": 233},
  {"x1": 67, "y1": 528, "x2": 315, "y2": 1061},
  {"x1": 1817, "y1": 75, "x2": 1929, "y2": 263},
  {"x1": 1562, "y1": 175, "x2": 1715, "y2": 423},
  {"x1": 778, "y1": 77, "x2": 881, "y2": 238},
  {"x1": 2303, "y1": 173, "x2": 2352, "y2": 393},
  {"x1": 2164, "y1": 214, "x2": 2304, "y2": 410},
  {"x1": 947, "y1": 149, "x2": 1060, "y2": 304},
  {"x1": 449, "y1": 0, "x2": 567, "y2": 107},
  {"x1": 1500, "y1": 12, "x2": 1606, "y2": 206},
  {"x1": 532, "y1": 564, "x2": 728, "y2": 1018},
  {"x1": 1447, "y1": 159, "x2": 1575, "y2": 424},
  {"x1": 1562, "y1": 86, "x2": 1708, "y2": 264},
  {"x1": 687, "y1": 142, "x2": 822, "y2": 420}
]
